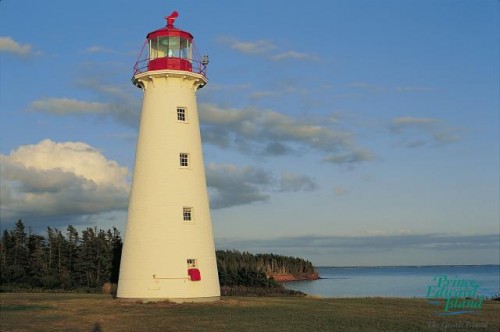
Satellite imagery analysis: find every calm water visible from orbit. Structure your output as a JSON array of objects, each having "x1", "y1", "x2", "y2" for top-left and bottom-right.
[{"x1": 284, "y1": 265, "x2": 500, "y2": 298}]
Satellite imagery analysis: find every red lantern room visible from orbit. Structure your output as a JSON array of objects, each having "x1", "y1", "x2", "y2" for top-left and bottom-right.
[{"x1": 133, "y1": 11, "x2": 208, "y2": 80}]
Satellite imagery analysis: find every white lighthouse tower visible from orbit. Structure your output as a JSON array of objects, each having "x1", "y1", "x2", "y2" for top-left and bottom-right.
[{"x1": 117, "y1": 11, "x2": 220, "y2": 302}]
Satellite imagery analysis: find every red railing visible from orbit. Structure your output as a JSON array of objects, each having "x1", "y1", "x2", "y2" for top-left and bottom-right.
[{"x1": 133, "y1": 57, "x2": 207, "y2": 77}]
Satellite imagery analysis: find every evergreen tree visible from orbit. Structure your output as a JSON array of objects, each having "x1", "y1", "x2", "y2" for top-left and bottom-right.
[
  {"x1": 27, "y1": 233, "x2": 48, "y2": 287},
  {"x1": 0, "y1": 229, "x2": 15, "y2": 283},
  {"x1": 12, "y1": 219, "x2": 29, "y2": 269},
  {"x1": 66, "y1": 225, "x2": 79, "y2": 286},
  {"x1": 107, "y1": 227, "x2": 122, "y2": 284}
]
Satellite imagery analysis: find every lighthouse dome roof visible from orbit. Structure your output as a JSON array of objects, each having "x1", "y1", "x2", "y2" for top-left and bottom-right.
[{"x1": 146, "y1": 25, "x2": 193, "y2": 41}]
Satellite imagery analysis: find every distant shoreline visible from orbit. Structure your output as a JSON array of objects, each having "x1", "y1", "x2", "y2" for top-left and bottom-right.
[{"x1": 271, "y1": 272, "x2": 320, "y2": 282}]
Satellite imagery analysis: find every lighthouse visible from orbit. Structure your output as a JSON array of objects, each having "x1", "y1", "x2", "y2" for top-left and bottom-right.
[{"x1": 117, "y1": 12, "x2": 220, "y2": 302}]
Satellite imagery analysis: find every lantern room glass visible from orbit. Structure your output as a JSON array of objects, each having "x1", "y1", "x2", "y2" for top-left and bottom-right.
[{"x1": 149, "y1": 36, "x2": 192, "y2": 61}]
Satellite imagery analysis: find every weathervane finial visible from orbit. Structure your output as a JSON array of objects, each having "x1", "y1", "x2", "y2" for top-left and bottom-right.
[{"x1": 165, "y1": 11, "x2": 179, "y2": 27}]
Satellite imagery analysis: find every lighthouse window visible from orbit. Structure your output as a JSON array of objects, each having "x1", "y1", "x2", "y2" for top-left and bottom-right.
[
  {"x1": 183, "y1": 207, "x2": 192, "y2": 221},
  {"x1": 167, "y1": 36, "x2": 180, "y2": 58},
  {"x1": 150, "y1": 37, "x2": 166, "y2": 59},
  {"x1": 149, "y1": 36, "x2": 190, "y2": 59},
  {"x1": 187, "y1": 259, "x2": 198, "y2": 268},
  {"x1": 177, "y1": 108, "x2": 186, "y2": 121},
  {"x1": 180, "y1": 39, "x2": 192, "y2": 60},
  {"x1": 179, "y1": 153, "x2": 189, "y2": 167}
]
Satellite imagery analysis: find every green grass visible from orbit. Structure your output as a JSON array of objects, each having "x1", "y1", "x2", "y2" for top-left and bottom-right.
[{"x1": 1, "y1": 293, "x2": 498, "y2": 331}]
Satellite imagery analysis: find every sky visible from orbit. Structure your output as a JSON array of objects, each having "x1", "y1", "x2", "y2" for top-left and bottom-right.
[{"x1": 0, "y1": 0, "x2": 499, "y2": 266}]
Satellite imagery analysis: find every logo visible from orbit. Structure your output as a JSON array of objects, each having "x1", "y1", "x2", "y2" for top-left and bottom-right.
[{"x1": 426, "y1": 275, "x2": 485, "y2": 316}]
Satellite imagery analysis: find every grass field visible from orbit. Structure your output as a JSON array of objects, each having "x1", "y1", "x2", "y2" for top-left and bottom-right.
[{"x1": 1, "y1": 293, "x2": 498, "y2": 331}]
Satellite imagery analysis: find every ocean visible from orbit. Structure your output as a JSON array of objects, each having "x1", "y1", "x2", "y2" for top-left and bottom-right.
[{"x1": 283, "y1": 265, "x2": 500, "y2": 298}]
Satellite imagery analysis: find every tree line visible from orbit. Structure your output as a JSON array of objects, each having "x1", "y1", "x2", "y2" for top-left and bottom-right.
[
  {"x1": 1, "y1": 220, "x2": 315, "y2": 294},
  {"x1": 1, "y1": 219, "x2": 122, "y2": 291},
  {"x1": 216, "y1": 250, "x2": 317, "y2": 286}
]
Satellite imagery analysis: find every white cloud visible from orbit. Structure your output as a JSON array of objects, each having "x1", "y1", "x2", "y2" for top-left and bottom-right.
[
  {"x1": 279, "y1": 172, "x2": 317, "y2": 192},
  {"x1": 30, "y1": 75, "x2": 141, "y2": 127},
  {"x1": 75, "y1": 76, "x2": 141, "y2": 127},
  {"x1": 390, "y1": 116, "x2": 462, "y2": 147},
  {"x1": 30, "y1": 98, "x2": 108, "y2": 115},
  {"x1": 391, "y1": 116, "x2": 439, "y2": 127},
  {"x1": 206, "y1": 163, "x2": 271, "y2": 209},
  {"x1": 218, "y1": 36, "x2": 316, "y2": 61},
  {"x1": 206, "y1": 163, "x2": 318, "y2": 209},
  {"x1": 200, "y1": 103, "x2": 372, "y2": 166},
  {"x1": 271, "y1": 51, "x2": 318, "y2": 61},
  {"x1": 217, "y1": 36, "x2": 276, "y2": 55},
  {"x1": 323, "y1": 149, "x2": 375, "y2": 165},
  {"x1": 0, "y1": 140, "x2": 129, "y2": 223},
  {"x1": 84, "y1": 45, "x2": 113, "y2": 54},
  {"x1": 0, "y1": 36, "x2": 33, "y2": 55}
]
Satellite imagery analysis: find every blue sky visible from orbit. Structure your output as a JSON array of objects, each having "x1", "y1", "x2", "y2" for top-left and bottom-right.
[{"x1": 1, "y1": 0, "x2": 498, "y2": 266}]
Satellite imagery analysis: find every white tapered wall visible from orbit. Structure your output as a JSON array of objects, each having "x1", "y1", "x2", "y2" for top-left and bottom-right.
[{"x1": 117, "y1": 70, "x2": 220, "y2": 302}]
